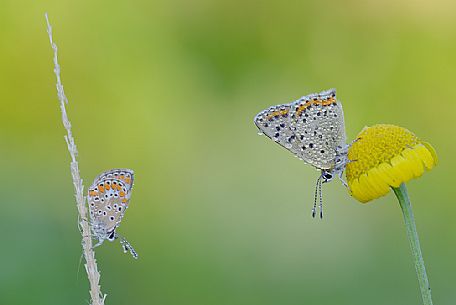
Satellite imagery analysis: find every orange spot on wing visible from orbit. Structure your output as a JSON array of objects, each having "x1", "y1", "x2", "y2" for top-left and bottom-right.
[
  {"x1": 97, "y1": 185, "x2": 105, "y2": 193},
  {"x1": 120, "y1": 175, "x2": 125, "y2": 180},
  {"x1": 119, "y1": 191, "x2": 125, "y2": 197},
  {"x1": 105, "y1": 184, "x2": 111, "y2": 190},
  {"x1": 122, "y1": 198, "x2": 128, "y2": 203},
  {"x1": 323, "y1": 97, "x2": 336, "y2": 106},
  {"x1": 125, "y1": 177, "x2": 131, "y2": 184},
  {"x1": 295, "y1": 101, "x2": 311, "y2": 117},
  {"x1": 295, "y1": 97, "x2": 336, "y2": 116},
  {"x1": 89, "y1": 191, "x2": 98, "y2": 196},
  {"x1": 266, "y1": 109, "x2": 289, "y2": 120}
]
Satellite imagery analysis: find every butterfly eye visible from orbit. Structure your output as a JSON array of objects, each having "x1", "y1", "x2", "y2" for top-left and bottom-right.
[
  {"x1": 324, "y1": 173, "x2": 333, "y2": 180},
  {"x1": 108, "y1": 230, "x2": 116, "y2": 241}
]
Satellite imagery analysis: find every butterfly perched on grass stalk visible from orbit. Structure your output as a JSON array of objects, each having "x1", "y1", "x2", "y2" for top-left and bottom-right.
[{"x1": 87, "y1": 169, "x2": 138, "y2": 259}]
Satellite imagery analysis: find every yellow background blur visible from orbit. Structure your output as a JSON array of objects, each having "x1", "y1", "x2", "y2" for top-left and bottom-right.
[{"x1": 1, "y1": 0, "x2": 455, "y2": 304}]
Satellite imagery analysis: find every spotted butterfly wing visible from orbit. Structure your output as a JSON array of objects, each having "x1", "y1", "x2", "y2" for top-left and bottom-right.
[
  {"x1": 254, "y1": 89, "x2": 346, "y2": 170},
  {"x1": 87, "y1": 169, "x2": 134, "y2": 242},
  {"x1": 253, "y1": 103, "x2": 294, "y2": 147}
]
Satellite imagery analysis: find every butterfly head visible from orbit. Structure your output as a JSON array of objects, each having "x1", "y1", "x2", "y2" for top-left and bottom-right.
[
  {"x1": 108, "y1": 229, "x2": 117, "y2": 242},
  {"x1": 321, "y1": 170, "x2": 334, "y2": 183}
]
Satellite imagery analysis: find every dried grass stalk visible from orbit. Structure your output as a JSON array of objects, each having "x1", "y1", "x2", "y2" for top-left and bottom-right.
[{"x1": 45, "y1": 13, "x2": 106, "y2": 305}]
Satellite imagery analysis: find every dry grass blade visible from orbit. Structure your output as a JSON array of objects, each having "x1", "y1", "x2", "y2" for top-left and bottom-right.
[{"x1": 45, "y1": 13, "x2": 106, "y2": 305}]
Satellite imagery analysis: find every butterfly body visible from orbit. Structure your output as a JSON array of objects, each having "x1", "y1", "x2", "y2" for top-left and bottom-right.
[
  {"x1": 87, "y1": 169, "x2": 138, "y2": 258},
  {"x1": 254, "y1": 89, "x2": 349, "y2": 217}
]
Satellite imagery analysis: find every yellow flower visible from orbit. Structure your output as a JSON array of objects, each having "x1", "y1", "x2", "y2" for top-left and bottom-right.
[{"x1": 346, "y1": 124, "x2": 438, "y2": 203}]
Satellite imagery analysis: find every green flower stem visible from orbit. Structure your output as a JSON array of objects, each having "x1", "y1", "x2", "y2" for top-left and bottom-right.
[{"x1": 393, "y1": 183, "x2": 433, "y2": 305}]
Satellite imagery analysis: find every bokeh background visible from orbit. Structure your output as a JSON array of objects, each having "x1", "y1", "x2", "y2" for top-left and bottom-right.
[{"x1": 1, "y1": 0, "x2": 455, "y2": 304}]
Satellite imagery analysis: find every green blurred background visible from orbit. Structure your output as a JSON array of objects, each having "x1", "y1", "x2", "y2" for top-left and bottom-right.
[{"x1": 1, "y1": 0, "x2": 455, "y2": 304}]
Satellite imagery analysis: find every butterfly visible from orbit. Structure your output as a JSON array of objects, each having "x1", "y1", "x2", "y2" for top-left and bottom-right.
[
  {"x1": 87, "y1": 168, "x2": 138, "y2": 258},
  {"x1": 254, "y1": 89, "x2": 350, "y2": 218}
]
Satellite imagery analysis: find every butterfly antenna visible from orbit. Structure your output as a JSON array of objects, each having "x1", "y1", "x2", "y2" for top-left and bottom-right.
[
  {"x1": 312, "y1": 176, "x2": 321, "y2": 218},
  {"x1": 117, "y1": 233, "x2": 139, "y2": 259},
  {"x1": 319, "y1": 177, "x2": 323, "y2": 219}
]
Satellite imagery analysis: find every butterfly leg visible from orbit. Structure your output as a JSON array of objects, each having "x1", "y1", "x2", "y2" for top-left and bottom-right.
[
  {"x1": 338, "y1": 171, "x2": 348, "y2": 188},
  {"x1": 92, "y1": 239, "x2": 105, "y2": 249},
  {"x1": 351, "y1": 137, "x2": 361, "y2": 146},
  {"x1": 77, "y1": 218, "x2": 84, "y2": 234},
  {"x1": 337, "y1": 138, "x2": 360, "y2": 155}
]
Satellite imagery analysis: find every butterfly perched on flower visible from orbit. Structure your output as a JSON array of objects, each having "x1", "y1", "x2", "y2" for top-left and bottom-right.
[{"x1": 254, "y1": 89, "x2": 350, "y2": 218}]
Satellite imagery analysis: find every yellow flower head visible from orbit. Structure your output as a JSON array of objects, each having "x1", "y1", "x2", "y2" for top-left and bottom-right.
[{"x1": 346, "y1": 124, "x2": 437, "y2": 203}]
